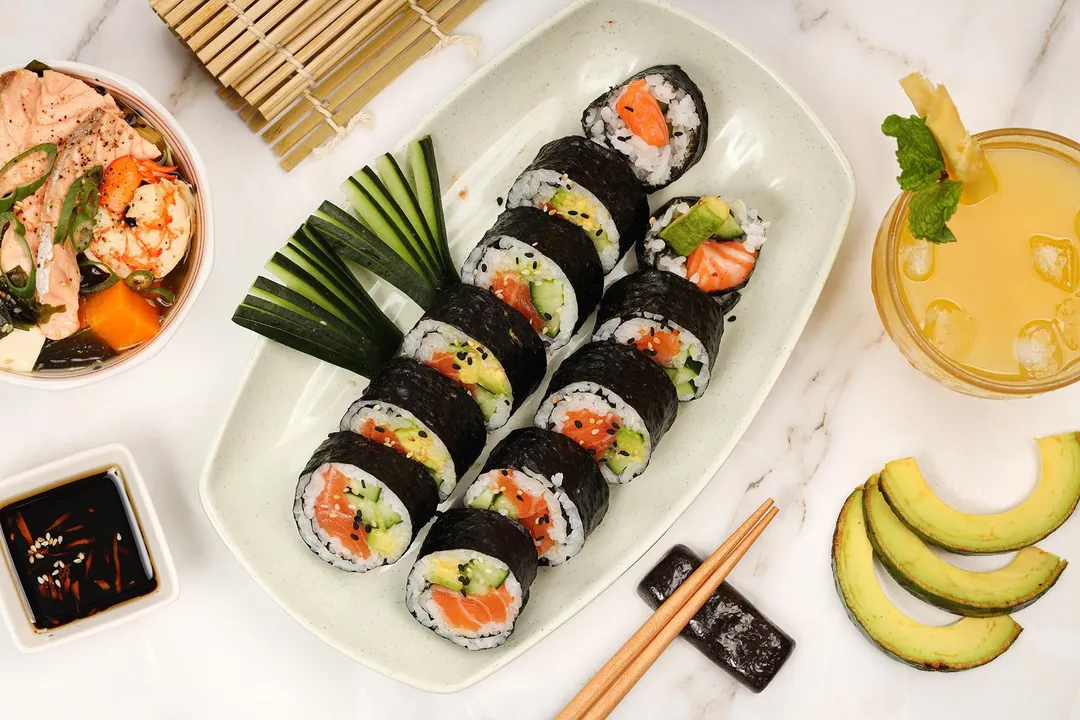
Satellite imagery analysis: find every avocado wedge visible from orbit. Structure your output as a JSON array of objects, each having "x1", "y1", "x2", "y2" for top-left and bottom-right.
[
  {"x1": 832, "y1": 485, "x2": 1021, "y2": 671},
  {"x1": 864, "y1": 475, "x2": 1067, "y2": 617},
  {"x1": 880, "y1": 433, "x2": 1080, "y2": 554}
]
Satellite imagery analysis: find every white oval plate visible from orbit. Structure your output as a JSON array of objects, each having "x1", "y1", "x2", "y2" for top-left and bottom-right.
[{"x1": 200, "y1": 0, "x2": 855, "y2": 693}]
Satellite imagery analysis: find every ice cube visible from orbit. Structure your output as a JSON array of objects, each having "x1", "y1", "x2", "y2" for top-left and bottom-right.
[
  {"x1": 1055, "y1": 298, "x2": 1080, "y2": 351},
  {"x1": 901, "y1": 237, "x2": 935, "y2": 282},
  {"x1": 1030, "y1": 235, "x2": 1079, "y2": 292},
  {"x1": 923, "y1": 299, "x2": 975, "y2": 360},
  {"x1": 1015, "y1": 319, "x2": 1063, "y2": 378}
]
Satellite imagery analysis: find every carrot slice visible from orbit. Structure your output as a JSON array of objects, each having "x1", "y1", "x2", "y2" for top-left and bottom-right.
[
  {"x1": 80, "y1": 280, "x2": 160, "y2": 351},
  {"x1": 617, "y1": 79, "x2": 669, "y2": 147}
]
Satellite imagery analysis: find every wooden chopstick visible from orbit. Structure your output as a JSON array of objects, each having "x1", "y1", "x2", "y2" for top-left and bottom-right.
[{"x1": 556, "y1": 500, "x2": 779, "y2": 720}]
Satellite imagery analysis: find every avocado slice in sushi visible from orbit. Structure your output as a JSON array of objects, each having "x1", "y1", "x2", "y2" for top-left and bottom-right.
[{"x1": 659, "y1": 197, "x2": 743, "y2": 256}]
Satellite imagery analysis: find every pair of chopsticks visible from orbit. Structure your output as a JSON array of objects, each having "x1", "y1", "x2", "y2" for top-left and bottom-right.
[{"x1": 555, "y1": 499, "x2": 779, "y2": 720}]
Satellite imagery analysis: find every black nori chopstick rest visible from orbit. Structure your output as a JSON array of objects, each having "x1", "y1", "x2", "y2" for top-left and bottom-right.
[{"x1": 637, "y1": 544, "x2": 795, "y2": 692}]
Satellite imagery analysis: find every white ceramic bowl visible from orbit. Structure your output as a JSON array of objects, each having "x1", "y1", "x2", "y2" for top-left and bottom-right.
[
  {"x1": 0, "y1": 60, "x2": 214, "y2": 391},
  {"x1": 0, "y1": 443, "x2": 179, "y2": 652}
]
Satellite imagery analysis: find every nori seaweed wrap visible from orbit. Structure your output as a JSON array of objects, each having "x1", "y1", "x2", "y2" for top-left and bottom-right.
[
  {"x1": 465, "y1": 427, "x2": 610, "y2": 564},
  {"x1": 401, "y1": 283, "x2": 547, "y2": 430},
  {"x1": 638, "y1": 195, "x2": 770, "y2": 310},
  {"x1": 461, "y1": 206, "x2": 604, "y2": 350},
  {"x1": 294, "y1": 432, "x2": 440, "y2": 572},
  {"x1": 405, "y1": 508, "x2": 539, "y2": 649},
  {"x1": 534, "y1": 341, "x2": 678, "y2": 483},
  {"x1": 594, "y1": 269, "x2": 725, "y2": 401},
  {"x1": 638, "y1": 544, "x2": 796, "y2": 692},
  {"x1": 582, "y1": 64, "x2": 709, "y2": 191},
  {"x1": 506, "y1": 136, "x2": 649, "y2": 273},
  {"x1": 340, "y1": 357, "x2": 487, "y2": 499}
]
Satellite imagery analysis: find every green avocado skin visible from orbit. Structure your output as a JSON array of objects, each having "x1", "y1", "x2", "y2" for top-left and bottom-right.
[{"x1": 862, "y1": 479, "x2": 1068, "y2": 618}]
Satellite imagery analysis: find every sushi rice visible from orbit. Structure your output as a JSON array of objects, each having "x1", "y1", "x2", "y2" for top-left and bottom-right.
[
  {"x1": 461, "y1": 235, "x2": 580, "y2": 351},
  {"x1": 464, "y1": 468, "x2": 585, "y2": 566},
  {"x1": 507, "y1": 169, "x2": 621, "y2": 273},
  {"x1": 405, "y1": 549, "x2": 525, "y2": 650},
  {"x1": 340, "y1": 401, "x2": 457, "y2": 499},
  {"x1": 294, "y1": 462, "x2": 413, "y2": 572},
  {"x1": 535, "y1": 380, "x2": 651, "y2": 484},
  {"x1": 584, "y1": 74, "x2": 700, "y2": 189},
  {"x1": 594, "y1": 314, "x2": 711, "y2": 401}
]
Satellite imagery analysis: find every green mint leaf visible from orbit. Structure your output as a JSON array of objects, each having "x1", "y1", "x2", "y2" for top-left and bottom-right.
[
  {"x1": 882, "y1": 114, "x2": 946, "y2": 191},
  {"x1": 908, "y1": 179, "x2": 962, "y2": 244}
]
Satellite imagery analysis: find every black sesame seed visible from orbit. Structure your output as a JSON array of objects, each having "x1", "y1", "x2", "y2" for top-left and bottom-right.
[
  {"x1": 612, "y1": 422, "x2": 620, "y2": 430},
  {"x1": 728, "y1": 315, "x2": 737, "y2": 322},
  {"x1": 580, "y1": 213, "x2": 590, "y2": 219},
  {"x1": 375, "y1": 426, "x2": 385, "y2": 433},
  {"x1": 606, "y1": 429, "x2": 616, "y2": 435},
  {"x1": 418, "y1": 430, "x2": 428, "y2": 438},
  {"x1": 501, "y1": 469, "x2": 509, "y2": 476},
  {"x1": 456, "y1": 351, "x2": 468, "y2": 360},
  {"x1": 532, "y1": 261, "x2": 538, "y2": 270},
  {"x1": 674, "y1": 131, "x2": 683, "y2": 137},
  {"x1": 625, "y1": 338, "x2": 634, "y2": 344},
  {"x1": 481, "y1": 263, "x2": 488, "y2": 272},
  {"x1": 365, "y1": 525, "x2": 373, "y2": 533},
  {"x1": 543, "y1": 313, "x2": 551, "y2": 320},
  {"x1": 452, "y1": 363, "x2": 461, "y2": 370},
  {"x1": 587, "y1": 448, "x2": 596, "y2": 456},
  {"x1": 350, "y1": 534, "x2": 359, "y2": 541},
  {"x1": 462, "y1": 577, "x2": 470, "y2": 586},
  {"x1": 461, "y1": 589, "x2": 468, "y2": 597},
  {"x1": 596, "y1": 229, "x2": 603, "y2": 237},
  {"x1": 619, "y1": 450, "x2": 630, "y2": 456},
  {"x1": 624, "y1": 106, "x2": 634, "y2": 112},
  {"x1": 466, "y1": 356, "x2": 473, "y2": 365},
  {"x1": 353, "y1": 521, "x2": 360, "y2": 530},
  {"x1": 567, "y1": 210, "x2": 578, "y2": 216},
  {"x1": 481, "y1": 352, "x2": 489, "y2": 360},
  {"x1": 524, "y1": 252, "x2": 534, "y2": 258},
  {"x1": 574, "y1": 420, "x2": 583, "y2": 428},
  {"x1": 458, "y1": 564, "x2": 466, "y2": 571},
  {"x1": 496, "y1": 197, "x2": 504, "y2": 205}
]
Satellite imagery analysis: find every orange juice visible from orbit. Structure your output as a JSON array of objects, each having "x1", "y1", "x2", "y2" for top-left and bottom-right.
[{"x1": 897, "y1": 141, "x2": 1080, "y2": 381}]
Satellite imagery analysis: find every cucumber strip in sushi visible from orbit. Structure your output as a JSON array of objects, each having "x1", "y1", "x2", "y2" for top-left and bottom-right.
[
  {"x1": 294, "y1": 432, "x2": 439, "y2": 572},
  {"x1": 594, "y1": 269, "x2": 726, "y2": 401},
  {"x1": 535, "y1": 341, "x2": 678, "y2": 484},
  {"x1": 340, "y1": 358, "x2": 487, "y2": 500},
  {"x1": 461, "y1": 207, "x2": 603, "y2": 351},
  {"x1": 639, "y1": 195, "x2": 770, "y2": 307},
  {"x1": 465, "y1": 427, "x2": 609, "y2": 565},
  {"x1": 583, "y1": 65, "x2": 709, "y2": 192},
  {"x1": 401, "y1": 284, "x2": 547, "y2": 431},
  {"x1": 406, "y1": 508, "x2": 538, "y2": 650},
  {"x1": 507, "y1": 136, "x2": 648, "y2": 273}
]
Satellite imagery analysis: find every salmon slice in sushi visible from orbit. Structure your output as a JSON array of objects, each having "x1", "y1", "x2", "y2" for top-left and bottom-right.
[
  {"x1": 464, "y1": 427, "x2": 609, "y2": 565},
  {"x1": 401, "y1": 284, "x2": 546, "y2": 430},
  {"x1": 583, "y1": 65, "x2": 708, "y2": 191},
  {"x1": 461, "y1": 207, "x2": 603, "y2": 351},
  {"x1": 294, "y1": 432, "x2": 439, "y2": 572},
  {"x1": 639, "y1": 195, "x2": 770, "y2": 308},
  {"x1": 340, "y1": 358, "x2": 486, "y2": 500},
  {"x1": 534, "y1": 341, "x2": 677, "y2": 484},
  {"x1": 406, "y1": 508, "x2": 538, "y2": 650},
  {"x1": 506, "y1": 136, "x2": 648, "y2": 273},
  {"x1": 594, "y1": 269, "x2": 726, "y2": 401}
]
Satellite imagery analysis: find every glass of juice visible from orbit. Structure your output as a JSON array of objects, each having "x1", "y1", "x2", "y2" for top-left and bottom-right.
[{"x1": 872, "y1": 128, "x2": 1080, "y2": 398}]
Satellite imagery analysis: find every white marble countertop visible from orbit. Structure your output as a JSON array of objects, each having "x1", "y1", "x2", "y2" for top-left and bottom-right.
[{"x1": 3, "y1": 0, "x2": 1080, "y2": 717}]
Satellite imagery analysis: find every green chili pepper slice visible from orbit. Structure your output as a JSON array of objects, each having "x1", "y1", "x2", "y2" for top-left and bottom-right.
[
  {"x1": 0, "y1": 143, "x2": 58, "y2": 214},
  {"x1": 78, "y1": 258, "x2": 119, "y2": 295},
  {"x1": 0, "y1": 213, "x2": 34, "y2": 298},
  {"x1": 125, "y1": 269, "x2": 155, "y2": 292},
  {"x1": 55, "y1": 165, "x2": 102, "y2": 247},
  {"x1": 143, "y1": 286, "x2": 175, "y2": 307}
]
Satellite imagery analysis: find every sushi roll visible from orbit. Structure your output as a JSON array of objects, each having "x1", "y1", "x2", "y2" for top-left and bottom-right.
[
  {"x1": 534, "y1": 341, "x2": 678, "y2": 484},
  {"x1": 461, "y1": 207, "x2": 604, "y2": 351},
  {"x1": 583, "y1": 65, "x2": 708, "y2": 191},
  {"x1": 294, "y1": 432, "x2": 439, "y2": 572},
  {"x1": 340, "y1": 358, "x2": 486, "y2": 500},
  {"x1": 401, "y1": 284, "x2": 547, "y2": 431},
  {"x1": 464, "y1": 427, "x2": 609, "y2": 565},
  {"x1": 506, "y1": 136, "x2": 649, "y2": 273},
  {"x1": 639, "y1": 195, "x2": 770, "y2": 307},
  {"x1": 594, "y1": 269, "x2": 725, "y2": 401},
  {"x1": 405, "y1": 508, "x2": 538, "y2": 650}
]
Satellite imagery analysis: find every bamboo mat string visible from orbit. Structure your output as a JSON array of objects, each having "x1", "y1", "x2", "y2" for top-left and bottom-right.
[
  {"x1": 222, "y1": 0, "x2": 374, "y2": 144},
  {"x1": 408, "y1": 0, "x2": 478, "y2": 57}
]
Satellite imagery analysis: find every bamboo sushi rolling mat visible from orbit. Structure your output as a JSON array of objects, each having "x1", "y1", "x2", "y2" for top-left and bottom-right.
[{"x1": 149, "y1": 0, "x2": 487, "y2": 171}]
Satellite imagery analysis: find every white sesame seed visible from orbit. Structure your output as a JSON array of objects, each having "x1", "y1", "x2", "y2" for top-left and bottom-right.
[
  {"x1": 51, "y1": 569, "x2": 58, "y2": 576},
  {"x1": 54, "y1": 579, "x2": 60, "y2": 588},
  {"x1": 58, "y1": 561, "x2": 64, "y2": 569},
  {"x1": 28, "y1": 556, "x2": 34, "y2": 564},
  {"x1": 591, "y1": 429, "x2": 599, "y2": 435},
  {"x1": 44, "y1": 533, "x2": 50, "y2": 541},
  {"x1": 35, "y1": 554, "x2": 43, "y2": 560},
  {"x1": 116, "y1": 533, "x2": 122, "y2": 541},
  {"x1": 37, "y1": 577, "x2": 44, "y2": 585},
  {"x1": 57, "y1": 536, "x2": 62, "y2": 544},
  {"x1": 74, "y1": 557, "x2": 82, "y2": 564}
]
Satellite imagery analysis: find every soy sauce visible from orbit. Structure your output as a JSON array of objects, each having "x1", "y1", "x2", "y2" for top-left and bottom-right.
[{"x1": 1, "y1": 468, "x2": 156, "y2": 629}]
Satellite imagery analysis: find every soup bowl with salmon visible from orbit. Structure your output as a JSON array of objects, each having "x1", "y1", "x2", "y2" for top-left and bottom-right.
[{"x1": 0, "y1": 61, "x2": 213, "y2": 390}]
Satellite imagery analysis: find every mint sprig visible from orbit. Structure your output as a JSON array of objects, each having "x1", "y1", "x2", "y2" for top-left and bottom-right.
[{"x1": 882, "y1": 114, "x2": 960, "y2": 244}]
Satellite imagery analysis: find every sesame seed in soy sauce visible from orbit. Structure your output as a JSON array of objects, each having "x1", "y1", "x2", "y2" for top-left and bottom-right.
[{"x1": 0, "y1": 468, "x2": 157, "y2": 630}]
